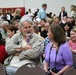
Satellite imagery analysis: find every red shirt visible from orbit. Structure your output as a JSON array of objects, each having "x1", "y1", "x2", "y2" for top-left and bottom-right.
[{"x1": 0, "y1": 44, "x2": 8, "y2": 64}]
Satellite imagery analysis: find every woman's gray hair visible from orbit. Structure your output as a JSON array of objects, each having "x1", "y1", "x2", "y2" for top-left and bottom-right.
[
  {"x1": 20, "y1": 15, "x2": 33, "y2": 27},
  {"x1": 1, "y1": 21, "x2": 9, "y2": 26}
]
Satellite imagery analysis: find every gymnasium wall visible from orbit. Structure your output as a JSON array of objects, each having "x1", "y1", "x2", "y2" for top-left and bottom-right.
[{"x1": 0, "y1": 0, "x2": 76, "y2": 16}]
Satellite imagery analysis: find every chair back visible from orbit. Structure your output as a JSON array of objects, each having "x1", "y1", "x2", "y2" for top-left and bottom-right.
[
  {"x1": 72, "y1": 53, "x2": 76, "y2": 65},
  {"x1": 0, "y1": 63, "x2": 6, "y2": 75},
  {"x1": 63, "y1": 67, "x2": 76, "y2": 75},
  {"x1": 15, "y1": 63, "x2": 46, "y2": 75}
]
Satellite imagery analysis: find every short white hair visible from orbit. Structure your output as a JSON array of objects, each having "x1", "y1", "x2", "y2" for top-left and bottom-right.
[
  {"x1": 20, "y1": 15, "x2": 33, "y2": 27},
  {"x1": 1, "y1": 21, "x2": 9, "y2": 26}
]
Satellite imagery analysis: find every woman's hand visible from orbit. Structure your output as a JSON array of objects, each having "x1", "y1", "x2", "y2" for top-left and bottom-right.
[
  {"x1": 50, "y1": 70, "x2": 56, "y2": 75},
  {"x1": 50, "y1": 70, "x2": 59, "y2": 75}
]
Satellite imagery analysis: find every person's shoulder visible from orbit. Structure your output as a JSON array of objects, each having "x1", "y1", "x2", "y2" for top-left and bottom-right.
[
  {"x1": 33, "y1": 33, "x2": 42, "y2": 39},
  {"x1": 47, "y1": 42, "x2": 52, "y2": 47},
  {"x1": 64, "y1": 11, "x2": 67, "y2": 13},
  {"x1": 44, "y1": 37, "x2": 48, "y2": 40},
  {"x1": 61, "y1": 42, "x2": 69, "y2": 48},
  {"x1": 44, "y1": 37, "x2": 50, "y2": 42},
  {"x1": 32, "y1": 33, "x2": 44, "y2": 42},
  {"x1": 39, "y1": 8, "x2": 44, "y2": 12},
  {"x1": 6, "y1": 37, "x2": 10, "y2": 41},
  {"x1": 11, "y1": 32, "x2": 21, "y2": 40},
  {"x1": 71, "y1": 11, "x2": 74, "y2": 13},
  {"x1": 68, "y1": 40, "x2": 72, "y2": 43},
  {"x1": 61, "y1": 42, "x2": 67, "y2": 45},
  {"x1": 14, "y1": 32, "x2": 21, "y2": 36},
  {"x1": 0, "y1": 44, "x2": 5, "y2": 49}
]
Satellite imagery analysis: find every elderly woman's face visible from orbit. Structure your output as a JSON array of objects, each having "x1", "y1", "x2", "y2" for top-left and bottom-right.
[
  {"x1": 47, "y1": 28, "x2": 53, "y2": 41},
  {"x1": 21, "y1": 22, "x2": 33, "y2": 37}
]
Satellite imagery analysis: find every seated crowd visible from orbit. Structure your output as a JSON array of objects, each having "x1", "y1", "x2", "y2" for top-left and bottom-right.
[{"x1": 0, "y1": 3, "x2": 76, "y2": 75}]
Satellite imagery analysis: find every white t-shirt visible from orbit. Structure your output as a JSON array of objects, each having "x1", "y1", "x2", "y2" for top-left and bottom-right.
[{"x1": 70, "y1": 11, "x2": 76, "y2": 18}]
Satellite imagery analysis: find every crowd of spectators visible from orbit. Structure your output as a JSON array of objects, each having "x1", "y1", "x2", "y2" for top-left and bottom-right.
[{"x1": 0, "y1": 3, "x2": 76, "y2": 75}]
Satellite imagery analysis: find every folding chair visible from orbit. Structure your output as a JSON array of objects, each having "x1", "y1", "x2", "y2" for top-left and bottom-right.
[
  {"x1": 73, "y1": 53, "x2": 76, "y2": 65},
  {"x1": 0, "y1": 63, "x2": 6, "y2": 75},
  {"x1": 15, "y1": 63, "x2": 46, "y2": 75},
  {"x1": 63, "y1": 67, "x2": 76, "y2": 75}
]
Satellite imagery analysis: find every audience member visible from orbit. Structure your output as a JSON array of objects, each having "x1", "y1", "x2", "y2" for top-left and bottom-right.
[
  {"x1": 28, "y1": 8, "x2": 33, "y2": 17},
  {"x1": 0, "y1": 21, "x2": 9, "y2": 39},
  {"x1": 34, "y1": 8, "x2": 39, "y2": 17},
  {"x1": 13, "y1": 8, "x2": 21, "y2": 21},
  {"x1": 44, "y1": 24, "x2": 73, "y2": 75},
  {"x1": 5, "y1": 15, "x2": 44, "y2": 75},
  {"x1": 59, "y1": 7, "x2": 68, "y2": 20},
  {"x1": 5, "y1": 25, "x2": 18, "y2": 52},
  {"x1": 39, "y1": 19, "x2": 47, "y2": 38},
  {"x1": 70, "y1": 5, "x2": 76, "y2": 19},
  {"x1": 60, "y1": 16, "x2": 67, "y2": 29},
  {"x1": 63, "y1": 22, "x2": 73, "y2": 41},
  {"x1": 0, "y1": 33, "x2": 8, "y2": 64},
  {"x1": 38, "y1": 3, "x2": 47, "y2": 19},
  {"x1": 68, "y1": 27, "x2": 76, "y2": 53},
  {"x1": 52, "y1": 16, "x2": 61, "y2": 25}
]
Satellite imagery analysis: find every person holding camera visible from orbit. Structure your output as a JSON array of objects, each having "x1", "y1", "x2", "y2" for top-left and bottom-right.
[{"x1": 44, "y1": 24, "x2": 73, "y2": 75}]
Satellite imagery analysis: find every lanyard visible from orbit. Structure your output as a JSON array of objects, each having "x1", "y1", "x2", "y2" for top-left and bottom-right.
[{"x1": 49, "y1": 44, "x2": 60, "y2": 69}]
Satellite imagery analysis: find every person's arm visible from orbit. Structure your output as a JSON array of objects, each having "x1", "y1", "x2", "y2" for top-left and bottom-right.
[
  {"x1": 5, "y1": 33, "x2": 22, "y2": 54},
  {"x1": 57, "y1": 43, "x2": 73, "y2": 75},
  {"x1": 19, "y1": 36, "x2": 44, "y2": 59},
  {"x1": 66, "y1": 11, "x2": 68, "y2": 17},
  {"x1": 44, "y1": 62, "x2": 49, "y2": 72},
  {"x1": 15, "y1": 44, "x2": 32, "y2": 51},
  {"x1": 38, "y1": 11, "x2": 41, "y2": 19},
  {"x1": 70, "y1": 11, "x2": 74, "y2": 17},
  {"x1": 59, "y1": 12, "x2": 61, "y2": 19},
  {"x1": 44, "y1": 43, "x2": 52, "y2": 72},
  {"x1": 0, "y1": 45, "x2": 8, "y2": 64},
  {"x1": 49, "y1": 65, "x2": 72, "y2": 75},
  {"x1": 57, "y1": 66, "x2": 71, "y2": 75}
]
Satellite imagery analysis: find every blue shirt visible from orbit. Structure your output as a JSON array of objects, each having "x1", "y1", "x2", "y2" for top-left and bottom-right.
[{"x1": 38, "y1": 8, "x2": 47, "y2": 19}]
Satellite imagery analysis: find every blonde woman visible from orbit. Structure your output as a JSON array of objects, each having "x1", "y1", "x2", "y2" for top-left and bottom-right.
[
  {"x1": 13, "y1": 8, "x2": 21, "y2": 20},
  {"x1": 70, "y1": 5, "x2": 76, "y2": 19},
  {"x1": 68, "y1": 27, "x2": 76, "y2": 53}
]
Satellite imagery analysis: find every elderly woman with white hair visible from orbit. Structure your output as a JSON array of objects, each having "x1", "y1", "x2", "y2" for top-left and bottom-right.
[{"x1": 0, "y1": 20, "x2": 9, "y2": 39}]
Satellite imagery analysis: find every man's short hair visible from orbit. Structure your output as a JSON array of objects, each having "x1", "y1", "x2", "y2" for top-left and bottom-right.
[{"x1": 42, "y1": 3, "x2": 47, "y2": 7}]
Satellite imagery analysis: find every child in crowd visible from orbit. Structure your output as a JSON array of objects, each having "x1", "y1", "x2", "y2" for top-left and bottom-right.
[{"x1": 68, "y1": 27, "x2": 76, "y2": 53}]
